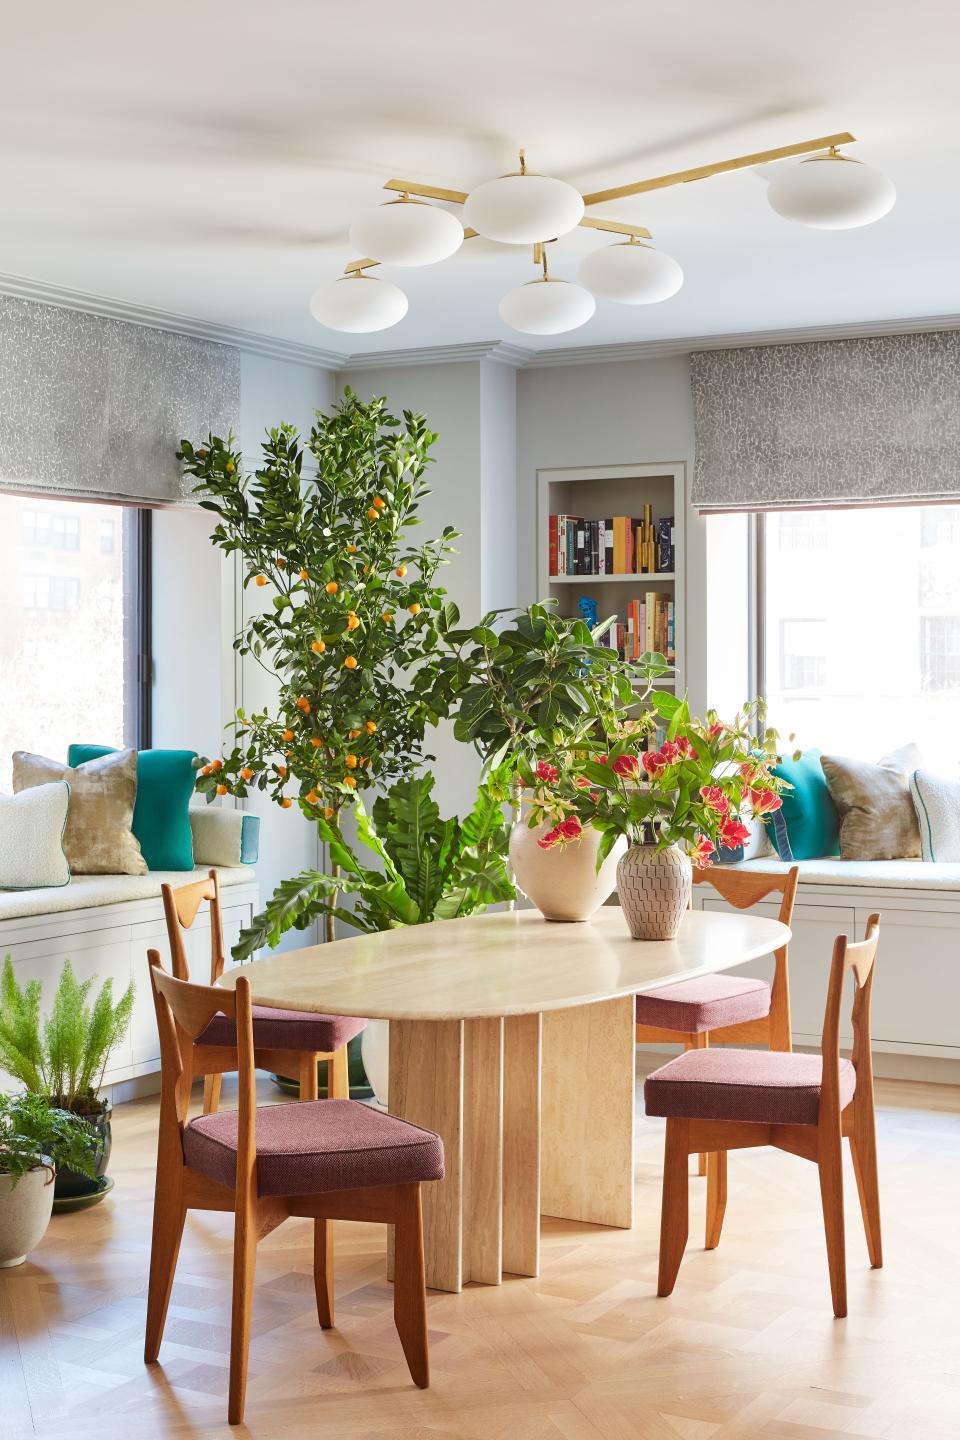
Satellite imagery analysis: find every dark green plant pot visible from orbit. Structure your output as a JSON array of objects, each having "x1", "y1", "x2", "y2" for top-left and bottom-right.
[
  {"x1": 54, "y1": 1100, "x2": 112, "y2": 1200},
  {"x1": 271, "y1": 1032, "x2": 372, "y2": 1100}
]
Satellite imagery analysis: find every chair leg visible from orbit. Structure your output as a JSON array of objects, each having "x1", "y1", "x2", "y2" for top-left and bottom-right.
[
  {"x1": 328, "y1": 1045, "x2": 349, "y2": 1100},
  {"x1": 817, "y1": 1129, "x2": 848, "y2": 1318},
  {"x1": 705, "y1": 1150, "x2": 727, "y2": 1250},
  {"x1": 202, "y1": 1073, "x2": 223, "y2": 1116},
  {"x1": 144, "y1": 1193, "x2": 186, "y2": 1362},
  {"x1": 849, "y1": 1108, "x2": 883, "y2": 1269},
  {"x1": 300, "y1": 1053, "x2": 319, "y2": 1102},
  {"x1": 314, "y1": 1218, "x2": 334, "y2": 1329},
  {"x1": 227, "y1": 1205, "x2": 259, "y2": 1424},
  {"x1": 393, "y1": 1184, "x2": 429, "y2": 1388},
  {"x1": 657, "y1": 1118, "x2": 690, "y2": 1297},
  {"x1": 686, "y1": 1035, "x2": 708, "y2": 1176}
]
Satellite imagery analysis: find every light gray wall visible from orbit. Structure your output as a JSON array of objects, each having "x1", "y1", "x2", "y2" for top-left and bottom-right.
[{"x1": 516, "y1": 356, "x2": 707, "y2": 711}]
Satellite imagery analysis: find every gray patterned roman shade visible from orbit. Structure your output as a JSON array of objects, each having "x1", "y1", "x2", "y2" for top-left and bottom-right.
[
  {"x1": 0, "y1": 294, "x2": 240, "y2": 506},
  {"x1": 690, "y1": 331, "x2": 960, "y2": 511}
]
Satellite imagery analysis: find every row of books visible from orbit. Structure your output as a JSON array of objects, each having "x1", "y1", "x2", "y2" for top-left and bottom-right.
[
  {"x1": 549, "y1": 512, "x2": 676, "y2": 576},
  {"x1": 596, "y1": 594, "x2": 676, "y2": 665}
]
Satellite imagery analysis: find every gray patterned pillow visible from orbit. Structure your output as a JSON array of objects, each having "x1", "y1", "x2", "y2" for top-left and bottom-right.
[
  {"x1": 820, "y1": 748, "x2": 922, "y2": 861},
  {"x1": 12, "y1": 749, "x2": 147, "y2": 875}
]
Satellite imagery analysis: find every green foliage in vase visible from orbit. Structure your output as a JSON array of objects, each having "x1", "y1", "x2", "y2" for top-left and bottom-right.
[
  {"x1": 0, "y1": 1090, "x2": 98, "y2": 1185},
  {"x1": 0, "y1": 957, "x2": 133, "y2": 1114},
  {"x1": 179, "y1": 389, "x2": 460, "y2": 817},
  {"x1": 232, "y1": 773, "x2": 515, "y2": 960}
]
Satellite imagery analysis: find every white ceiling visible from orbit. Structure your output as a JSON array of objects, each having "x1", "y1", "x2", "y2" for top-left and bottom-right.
[{"x1": 2, "y1": 2, "x2": 959, "y2": 359}]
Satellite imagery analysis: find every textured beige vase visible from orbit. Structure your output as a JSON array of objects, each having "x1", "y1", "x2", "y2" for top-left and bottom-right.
[
  {"x1": 0, "y1": 1165, "x2": 55, "y2": 1267},
  {"x1": 616, "y1": 843, "x2": 692, "y2": 940},
  {"x1": 510, "y1": 818, "x2": 627, "y2": 922}
]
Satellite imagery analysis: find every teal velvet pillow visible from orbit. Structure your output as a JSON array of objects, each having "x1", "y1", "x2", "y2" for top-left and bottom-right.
[
  {"x1": 769, "y1": 748, "x2": 840, "y2": 861},
  {"x1": 67, "y1": 745, "x2": 197, "y2": 871}
]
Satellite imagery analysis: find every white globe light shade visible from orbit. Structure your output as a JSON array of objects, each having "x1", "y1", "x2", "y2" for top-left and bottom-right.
[
  {"x1": 580, "y1": 241, "x2": 683, "y2": 304},
  {"x1": 309, "y1": 274, "x2": 408, "y2": 333},
  {"x1": 499, "y1": 278, "x2": 595, "y2": 335},
  {"x1": 349, "y1": 199, "x2": 463, "y2": 266},
  {"x1": 464, "y1": 173, "x2": 585, "y2": 244},
  {"x1": 766, "y1": 154, "x2": 896, "y2": 230}
]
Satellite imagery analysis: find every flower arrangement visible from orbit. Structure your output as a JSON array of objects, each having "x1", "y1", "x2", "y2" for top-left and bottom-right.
[{"x1": 520, "y1": 690, "x2": 786, "y2": 870}]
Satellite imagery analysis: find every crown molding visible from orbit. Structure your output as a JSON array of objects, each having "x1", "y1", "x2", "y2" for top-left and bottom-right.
[
  {"x1": 522, "y1": 312, "x2": 960, "y2": 367},
  {"x1": 340, "y1": 339, "x2": 534, "y2": 371},
  {"x1": 0, "y1": 270, "x2": 346, "y2": 371},
  {"x1": 3, "y1": 268, "x2": 959, "y2": 376}
]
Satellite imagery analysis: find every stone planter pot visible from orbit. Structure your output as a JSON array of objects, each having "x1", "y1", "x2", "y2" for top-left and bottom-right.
[
  {"x1": 54, "y1": 1100, "x2": 111, "y2": 1200},
  {"x1": 0, "y1": 1163, "x2": 55, "y2": 1267},
  {"x1": 361, "y1": 1018, "x2": 390, "y2": 1110},
  {"x1": 510, "y1": 817, "x2": 627, "y2": 923},
  {"x1": 616, "y1": 843, "x2": 692, "y2": 940}
]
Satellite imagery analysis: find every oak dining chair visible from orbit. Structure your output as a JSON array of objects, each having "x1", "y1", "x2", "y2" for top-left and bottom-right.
[
  {"x1": 635, "y1": 864, "x2": 799, "y2": 1185},
  {"x1": 144, "y1": 949, "x2": 444, "y2": 1425},
  {"x1": 161, "y1": 870, "x2": 365, "y2": 1113},
  {"x1": 644, "y1": 913, "x2": 882, "y2": 1318}
]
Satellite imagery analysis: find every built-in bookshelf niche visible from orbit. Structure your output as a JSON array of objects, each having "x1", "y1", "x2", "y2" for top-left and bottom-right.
[{"x1": 537, "y1": 462, "x2": 686, "y2": 692}]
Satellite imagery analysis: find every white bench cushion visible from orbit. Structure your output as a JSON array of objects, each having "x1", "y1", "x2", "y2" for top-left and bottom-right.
[
  {"x1": 0, "y1": 866, "x2": 255, "y2": 922},
  {"x1": 734, "y1": 856, "x2": 960, "y2": 891}
]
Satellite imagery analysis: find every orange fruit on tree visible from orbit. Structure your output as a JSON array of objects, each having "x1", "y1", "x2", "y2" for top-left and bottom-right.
[
  {"x1": 197, "y1": 448, "x2": 208, "y2": 459},
  {"x1": 306, "y1": 791, "x2": 319, "y2": 804},
  {"x1": 343, "y1": 655, "x2": 358, "y2": 670},
  {"x1": 276, "y1": 557, "x2": 286, "y2": 568},
  {"x1": 325, "y1": 580, "x2": 338, "y2": 595},
  {"x1": 254, "y1": 574, "x2": 267, "y2": 587},
  {"x1": 216, "y1": 783, "x2": 228, "y2": 796},
  {"x1": 225, "y1": 461, "x2": 236, "y2": 474},
  {"x1": 200, "y1": 764, "x2": 211, "y2": 776},
  {"x1": 345, "y1": 754, "x2": 358, "y2": 769},
  {"x1": 382, "y1": 611, "x2": 394, "y2": 623},
  {"x1": 343, "y1": 775, "x2": 357, "y2": 788},
  {"x1": 282, "y1": 728, "x2": 294, "y2": 742},
  {"x1": 212, "y1": 759, "x2": 223, "y2": 771},
  {"x1": 372, "y1": 496, "x2": 385, "y2": 509},
  {"x1": 395, "y1": 564, "x2": 407, "y2": 577},
  {"x1": 348, "y1": 728, "x2": 361, "y2": 739},
  {"x1": 299, "y1": 569, "x2": 309, "y2": 580},
  {"x1": 346, "y1": 613, "x2": 359, "y2": 631},
  {"x1": 280, "y1": 797, "x2": 293, "y2": 809},
  {"x1": 358, "y1": 757, "x2": 368, "y2": 767},
  {"x1": 365, "y1": 720, "x2": 377, "y2": 734},
  {"x1": 366, "y1": 508, "x2": 378, "y2": 521},
  {"x1": 408, "y1": 602, "x2": 421, "y2": 616},
  {"x1": 311, "y1": 639, "x2": 326, "y2": 654},
  {"x1": 310, "y1": 736, "x2": 323, "y2": 748},
  {"x1": 323, "y1": 806, "x2": 334, "y2": 819},
  {"x1": 347, "y1": 543, "x2": 358, "y2": 555},
  {"x1": 277, "y1": 764, "x2": 287, "y2": 778},
  {"x1": 296, "y1": 695, "x2": 311, "y2": 712},
  {"x1": 240, "y1": 767, "x2": 253, "y2": 781}
]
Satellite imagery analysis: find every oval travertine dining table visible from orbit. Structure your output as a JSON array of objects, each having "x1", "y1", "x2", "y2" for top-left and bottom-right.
[{"x1": 219, "y1": 906, "x2": 790, "y2": 1293}]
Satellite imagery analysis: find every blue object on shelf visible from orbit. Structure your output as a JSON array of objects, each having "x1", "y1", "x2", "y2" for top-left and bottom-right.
[{"x1": 578, "y1": 595, "x2": 599, "y2": 629}]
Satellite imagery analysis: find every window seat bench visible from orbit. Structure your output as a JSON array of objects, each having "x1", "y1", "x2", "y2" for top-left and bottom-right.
[
  {"x1": 685, "y1": 856, "x2": 960, "y2": 1076},
  {"x1": 0, "y1": 867, "x2": 259, "y2": 1097}
]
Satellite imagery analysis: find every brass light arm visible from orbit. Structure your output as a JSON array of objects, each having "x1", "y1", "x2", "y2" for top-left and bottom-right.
[{"x1": 581, "y1": 131, "x2": 857, "y2": 206}]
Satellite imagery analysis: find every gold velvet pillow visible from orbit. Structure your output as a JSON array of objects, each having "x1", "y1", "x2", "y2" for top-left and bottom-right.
[
  {"x1": 12, "y1": 749, "x2": 147, "y2": 876},
  {"x1": 820, "y1": 751, "x2": 921, "y2": 861}
]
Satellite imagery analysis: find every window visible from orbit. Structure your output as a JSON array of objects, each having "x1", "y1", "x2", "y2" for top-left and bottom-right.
[
  {"x1": 749, "y1": 504, "x2": 960, "y2": 777},
  {"x1": 0, "y1": 494, "x2": 150, "y2": 791}
]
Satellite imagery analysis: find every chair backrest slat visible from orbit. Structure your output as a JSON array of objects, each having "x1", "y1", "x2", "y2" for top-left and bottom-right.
[
  {"x1": 161, "y1": 869, "x2": 226, "y2": 984},
  {"x1": 819, "y1": 912, "x2": 881, "y2": 1123},
  {"x1": 693, "y1": 863, "x2": 799, "y2": 928}
]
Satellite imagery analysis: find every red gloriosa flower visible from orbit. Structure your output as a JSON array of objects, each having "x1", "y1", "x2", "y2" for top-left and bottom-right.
[
  {"x1": 718, "y1": 817, "x2": 751, "y2": 848},
  {"x1": 536, "y1": 760, "x2": 558, "y2": 783},
  {"x1": 699, "y1": 783, "x2": 730, "y2": 815},
  {"x1": 612, "y1": 754, "x2": 639, "y2": 777},
  {"x1": 748, "y1": 786, "x2": 782, "y2": 816}
]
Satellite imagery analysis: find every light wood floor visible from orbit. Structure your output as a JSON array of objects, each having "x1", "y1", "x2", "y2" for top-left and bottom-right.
[{"x1": 2, "y1": 1072, "x2": 959, "y2": 1440}]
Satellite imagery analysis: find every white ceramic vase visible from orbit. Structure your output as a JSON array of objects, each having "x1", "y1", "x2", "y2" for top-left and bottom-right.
[
  {"x1": 510, "y1": 817, "x2": 627, "y2": 922},
  {"x1": 616, "y1": 843, "x2": 692, "y2": 940},
  {"x1": 361, "y1": 1018, "x2": 390, "y2": 1109},
  {"x1": 0, "y1": 1164, "x2": 55, "y2": 1267}
]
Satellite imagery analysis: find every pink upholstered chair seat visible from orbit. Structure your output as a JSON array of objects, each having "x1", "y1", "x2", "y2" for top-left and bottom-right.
[
  {"x1": 635, "y1": 973, "x2": 771, "y2": 1034},
  {"x1": 183, "y1": 1098, "x2": 445, "y2": 1197},
  {"x1": 644, "y1": 1048, "x2": 857, "y2": 1127},
  {"x1": 197, "y1": 1006, "x2": 366, "y2": 1054}
]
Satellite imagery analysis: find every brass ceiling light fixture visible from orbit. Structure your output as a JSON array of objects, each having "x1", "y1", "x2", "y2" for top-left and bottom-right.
[{"x1": 312, "y1": 131, "x2": 895, "y2": 335}]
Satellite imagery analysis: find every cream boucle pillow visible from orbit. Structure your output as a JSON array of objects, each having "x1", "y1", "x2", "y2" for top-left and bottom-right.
[
  {"x1": 0, "y1": 782, "x2": 71, "y2": 889},
  {"x1": 12, "y1": 749, "x2": 147, "y2": 875}
]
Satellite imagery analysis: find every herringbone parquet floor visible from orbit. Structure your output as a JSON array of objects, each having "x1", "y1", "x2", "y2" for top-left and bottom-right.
[{"x1": 2, "y1": 1073, "x2": 958, "y2": 1440}]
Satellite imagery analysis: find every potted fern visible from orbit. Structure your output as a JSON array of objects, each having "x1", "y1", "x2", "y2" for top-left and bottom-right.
[
  {"x1": 0, "y1": 957, "x2": 134, "y2": 1205},
  {"x1": 0, "y1": 1092, "x2": 97, "y2": 1265}
]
